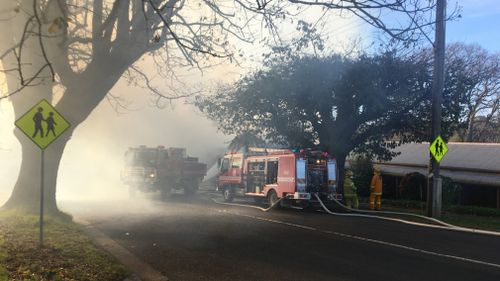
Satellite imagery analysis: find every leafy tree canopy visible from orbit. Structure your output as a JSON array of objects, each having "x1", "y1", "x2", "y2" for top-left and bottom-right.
[
  {"x1": 197, "y1": 52, "x2": 434, "y2": 165},
  {"x1": 227, "y1": 131, "x2": 267, "y2": 153}
]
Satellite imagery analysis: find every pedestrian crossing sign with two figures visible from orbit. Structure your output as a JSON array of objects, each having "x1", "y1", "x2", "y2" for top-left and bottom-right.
[
  {"x1": 429, "y1": 135, "x2": 448, "y2": 163},
  {"x1": 15, "y1": 99, "x2": 70, "y2": 150}
]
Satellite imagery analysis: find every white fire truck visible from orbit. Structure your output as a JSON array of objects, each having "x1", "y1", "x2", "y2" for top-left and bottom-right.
[
  {"x1": 216, "y1": 148, "x2": 339, "y2": 206},
  {"x1": 121, "y1": 146, "x2": 207, "y2": 198}
]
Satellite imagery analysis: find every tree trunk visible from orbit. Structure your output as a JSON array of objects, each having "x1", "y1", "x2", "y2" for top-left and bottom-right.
[
  {"x1": 2, "y1": 62, "x2": 68, "y2": 213},
  {"x1": 3, "y1": 128, "x2": 72, "y2": 214},
  {"x1": 2, "y1": 56, "x2": 134, "y2": 214},
  {"x1": 3, "y1": 82, "x2": 115, "y2": 213},
  {"x1": 1, "y1": 17, "x2": 56, "y2": 212},
  {"x1": 1, "y1": 0, "x2": 146, "y2": 214},
  {"x1": 466, "y1": 118, "x2": 475, "y2": 142}
]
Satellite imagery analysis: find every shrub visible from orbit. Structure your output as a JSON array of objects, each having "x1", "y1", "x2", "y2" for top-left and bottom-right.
[
  {"x1": 441, "y1": 176, "x2": 462, "y2": 205},
  {"x1": 399, "y1": 172, "x2": 427, "y2": 201},
  {"x1": 349, "y1": 155, "x2": 373, "y2": 197}
]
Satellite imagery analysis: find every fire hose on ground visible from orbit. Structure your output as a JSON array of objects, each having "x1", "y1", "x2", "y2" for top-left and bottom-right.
[
  {"x1": 209, "y1": 194, "x2": 285, "y2": 212},
  {"x1": 207, "y1": 190, "x2": 500, "y2": 237},
  {"x1": 313, "y1": 193, "x2": 500, "y2": 237},
  {"x1": 320, "y1": 193, "x2": 456, "y2": 227}
]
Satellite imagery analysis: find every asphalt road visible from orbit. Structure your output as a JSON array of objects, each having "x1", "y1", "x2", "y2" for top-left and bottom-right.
[{"x1": 61, "y1": 192, "x2": 500, "y2": 281}]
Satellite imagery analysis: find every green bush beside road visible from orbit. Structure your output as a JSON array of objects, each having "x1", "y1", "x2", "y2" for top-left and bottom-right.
[
  {"x1": 0, "y1": 210, "x2": 128, "y2": 281},
  {"x1": 350, "y1": 155, "x2": 373, "y2": 197}
]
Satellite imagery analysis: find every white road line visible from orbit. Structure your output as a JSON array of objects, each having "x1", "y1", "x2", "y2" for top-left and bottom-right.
[
  {"x1": 322, "y1": 230, "x2": 500, "y2": 269},
  {"x1": 208, "y1": 192, "x2": 500, "y2": 238},
  {"x1": 236, "y1": 212, "x2": 317, "y2": 231},
  {"x1": 209, "y1": 193, "x2": 500, "y2": 239},
  {"x1": 215, "y1": 208, "x2": 500, "y2": 270}
]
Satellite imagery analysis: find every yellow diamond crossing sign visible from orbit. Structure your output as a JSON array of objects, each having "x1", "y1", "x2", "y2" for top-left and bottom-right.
[
  {"x1": 429, "y1": 135, "x2": 448, "y2": 163},
  {"x1": 15, "y1": 99, "x2": 70, "y2": 150}
]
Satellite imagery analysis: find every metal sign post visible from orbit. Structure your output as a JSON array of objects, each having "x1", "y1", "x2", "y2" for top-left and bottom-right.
[
  {"x1": 40, "y1": 150, "x2": 44, "y2": 248},
  {"x1": 15, "y1": 99, "x2": 70, "y2": 248}
]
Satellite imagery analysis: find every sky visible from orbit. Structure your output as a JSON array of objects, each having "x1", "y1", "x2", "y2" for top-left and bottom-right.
[
  {"x1": 1, "y1": 0, "x2": 499, "y2": 205},
  {"x1": 446, "y1": 0, "x2": 500, "y2": 52}
]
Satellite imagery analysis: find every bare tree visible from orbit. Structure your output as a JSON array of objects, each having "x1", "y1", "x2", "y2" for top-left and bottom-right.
[
  {"x1": 250, "y1": 0, "x2": 447, "y2": 45},
  {"x1": 0, "y1": 0, "x2": 253, "y2": 213},
  {"x1": 446, "y1": 43, "x2": 500, "y2": 142},
  {"x1": 0, "y1": 0, "x2": 441, "y2": 213}
]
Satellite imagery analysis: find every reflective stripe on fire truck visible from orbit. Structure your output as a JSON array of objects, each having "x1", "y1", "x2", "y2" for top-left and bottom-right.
[
  {"x1": 277, "y1": 177, "x2": 295, "y2": 183},
  {"x1": 292, "y1": 192, "x2": 311, "y2": 200},
  {"x1": 296, "y1": 158, "x2": 306, "y2": 193},
  {"x1": 219, "y1": 176, "x2": 241, "y2": 181}
]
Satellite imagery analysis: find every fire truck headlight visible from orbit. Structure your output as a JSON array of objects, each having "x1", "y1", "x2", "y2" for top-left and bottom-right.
[{"x1": 316, "y1": 159, "x2": 321, "y2": 164}]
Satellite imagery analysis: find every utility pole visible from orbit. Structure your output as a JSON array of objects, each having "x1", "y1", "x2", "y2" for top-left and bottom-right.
[{"x1": 427, "y1": 0, "x2": 446, "y2": 218}]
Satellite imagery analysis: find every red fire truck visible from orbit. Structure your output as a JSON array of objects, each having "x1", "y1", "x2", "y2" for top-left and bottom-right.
[{"x1": 216, "y1": 148, "x2": 340, "y2": 206}]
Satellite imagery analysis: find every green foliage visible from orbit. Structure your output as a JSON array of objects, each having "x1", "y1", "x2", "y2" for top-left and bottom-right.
[
  {"x1": 397, "y1": 173, "x2": 462, "y2": 204},
  {"x1": 197, "y1": 52, "x2": 432, "y2": 164},
  {"x1": 349, "y1": 155, "x2": 373, "y2": 197},
  {"x1": 0, "y1": 211, "x2": 128, "y2": 281},
  {"x1": 441, "y1": 176, "x2": 463, "y2": 205},
  {"x1": 383, "y1": 199, "x2": 426, "y2": 210},
  {"x1": 399, "y1": 172, "x2": 427, "y2": 201},
  {"x1": 441, "y1": 213, "x2": 500, "y2": 232},
  {"x1": 228, "y1": 131, "x2": 266, "y2": 152},
  {"x1": 381, "y1": 200, "x2": 500, "y2": 231},
  {"x1": 382, "y1": 199, "x2": 500, "y2": 217}
]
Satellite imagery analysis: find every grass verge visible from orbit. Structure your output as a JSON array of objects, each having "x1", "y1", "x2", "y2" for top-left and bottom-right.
[
  {"x1": 439, "y1": 212, "x2": 500, "y2": 232},
  {"x1": 356, "y1": 199, "x2": 500, "y2": 232},
  {"x1": 0, "y1": 210, "x2": 128, "y2": 281},
  {"x1": 0, "y1": 234, "x2": 7, "y2": 280}
]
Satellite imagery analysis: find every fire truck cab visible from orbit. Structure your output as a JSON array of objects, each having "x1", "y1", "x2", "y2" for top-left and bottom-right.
[
  {"x1": 121, "y1": 146, "x2": 207, "y2": 198},
  {"x1": 216, "y1": 148, "x2": 339, "y2": 206}
]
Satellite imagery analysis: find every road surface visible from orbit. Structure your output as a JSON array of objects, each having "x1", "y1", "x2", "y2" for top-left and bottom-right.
[{"x1": 61, "y1": 192, "x2": 500, "y2": 281}]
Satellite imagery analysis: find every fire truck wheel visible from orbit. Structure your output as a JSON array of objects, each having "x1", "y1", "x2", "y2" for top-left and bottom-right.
[
  {"x1": 267, "y1": 190, "x2": 279, "y2": 206},
  {"x1": 223, "y1": 188, "x2": 233, "y2": 202}
]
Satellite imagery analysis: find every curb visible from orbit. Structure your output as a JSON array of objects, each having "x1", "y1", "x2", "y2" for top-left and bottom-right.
[{"x1": 73, "y1": 217, "x2": 169, "y2": 281}]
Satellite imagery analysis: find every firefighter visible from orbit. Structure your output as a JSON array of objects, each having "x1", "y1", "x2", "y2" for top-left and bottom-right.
[
  {"x1": 370, "y1": 167, "x2": 383, "y2": 210},
  {"x1": 344, "y1": 170, "x2": 359, "y2": 209}
]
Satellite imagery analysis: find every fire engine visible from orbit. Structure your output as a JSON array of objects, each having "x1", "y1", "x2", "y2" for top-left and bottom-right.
[
  {"x1": 216, "y1": 148, "x2": 340, "y2": 206},
  {"x1": 121, "y1": 146, "x2": 207, "y2": 198}
]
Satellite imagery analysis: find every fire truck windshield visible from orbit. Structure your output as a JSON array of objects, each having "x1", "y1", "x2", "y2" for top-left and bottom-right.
[
  {"x1": 220, "y1": 158, "x2": 230, "y2": 172},
  {"x1": 125, "y1": 150, "x2": 158, "y2": 167}
]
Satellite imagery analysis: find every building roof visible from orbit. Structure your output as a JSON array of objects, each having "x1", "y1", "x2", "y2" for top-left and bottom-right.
[{"x1": 373, "y1": 142, "x2": 500, "y2": 187}]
